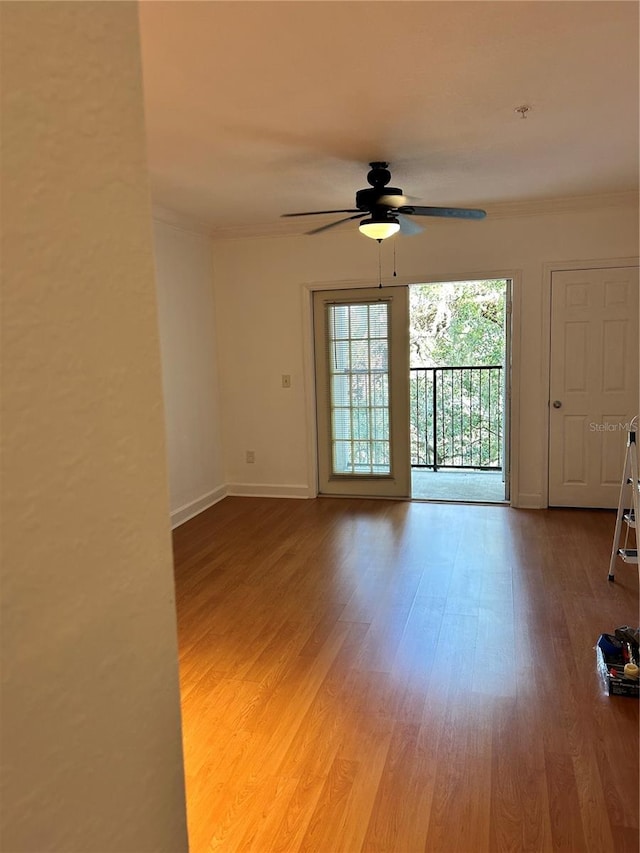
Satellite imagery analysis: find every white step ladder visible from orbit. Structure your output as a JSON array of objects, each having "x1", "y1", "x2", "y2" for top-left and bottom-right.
[{"x1": 608, "y1": 417, "x2": 639, "y2": 582}]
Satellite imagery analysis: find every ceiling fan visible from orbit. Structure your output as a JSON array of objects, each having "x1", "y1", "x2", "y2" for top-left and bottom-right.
[{"x1": 282, "y1": 161, "x2": 486, "y2": 240}]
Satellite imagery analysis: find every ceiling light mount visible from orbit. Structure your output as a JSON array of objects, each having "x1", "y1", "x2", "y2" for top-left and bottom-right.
[{"x1": 356, "y1": 161, "x2": 405, "y2": 211}]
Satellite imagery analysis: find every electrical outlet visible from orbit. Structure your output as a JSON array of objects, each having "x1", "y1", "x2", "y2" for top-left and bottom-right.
[
  {"x1": 246, "y1": 450, "x2": 255, "y2": 464},
  {"x1": 282, "y1": 374, "x2": 291, "y2": 388}
]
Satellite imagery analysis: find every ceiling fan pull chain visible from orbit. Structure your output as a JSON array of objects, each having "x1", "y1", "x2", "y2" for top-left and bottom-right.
[
  {"x1": 393, "y1": 239, "x2": 397, "y2": 277},
  {"x1": 378, "y1": 241, "x2": 382, "y2": 288}
]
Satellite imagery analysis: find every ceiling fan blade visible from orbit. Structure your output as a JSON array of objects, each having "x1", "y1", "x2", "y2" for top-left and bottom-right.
[
  {"x1": 282, "y1": 209, "x2": 360, "y2": 218},
  {"x1": 398, "y1": 205, "x2": 486, "y2": 219},
  {"x1": 378, "y1": 193, "x2": 408, "y2": 207},
  {"x1": 306, "y1": 213, "x2": 367, "y2": 235},
  {"x1": 398, "y1": 213, "x2": 423, "y2": 236}
]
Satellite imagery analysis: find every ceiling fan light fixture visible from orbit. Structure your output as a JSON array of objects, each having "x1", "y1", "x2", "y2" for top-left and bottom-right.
[{"x1": 359, "y1": 216, "x2": 400, "y2": 241}]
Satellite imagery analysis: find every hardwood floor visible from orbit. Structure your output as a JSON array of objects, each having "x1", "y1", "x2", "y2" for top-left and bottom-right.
[{"x1": 172, "y1": 498, "x2": 639, "y2": 852}]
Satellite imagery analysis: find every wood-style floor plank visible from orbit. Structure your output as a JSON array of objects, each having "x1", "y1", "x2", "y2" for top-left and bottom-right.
[{"x1": 172, "y1": 498, "x2": 639, "y2": 852}]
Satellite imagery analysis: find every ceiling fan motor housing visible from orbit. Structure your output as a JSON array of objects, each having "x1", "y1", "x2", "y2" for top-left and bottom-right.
[
  {"x1": 356, "y1": 186, "x2": 405, "y2": 210},
  {"x1": 358, "y1": 162, "x2": 404, "y2": 209}
]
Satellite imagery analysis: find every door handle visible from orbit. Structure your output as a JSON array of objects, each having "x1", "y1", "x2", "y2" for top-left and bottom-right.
[{"x1": 553, "y1": 400, "x2": 562, "y2": 409}]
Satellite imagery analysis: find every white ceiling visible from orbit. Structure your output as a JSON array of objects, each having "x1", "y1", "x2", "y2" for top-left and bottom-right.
[{"x1": 138, "y1": 1, "x2": 639, "y2": 237}]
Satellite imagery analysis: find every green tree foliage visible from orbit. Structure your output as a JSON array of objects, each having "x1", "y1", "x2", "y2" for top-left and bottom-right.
[{"x1": 410, "y1": 280, "x2": 506, "y2": 367}]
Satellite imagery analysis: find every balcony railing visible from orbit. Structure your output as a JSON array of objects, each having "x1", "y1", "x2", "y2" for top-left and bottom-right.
[{"x1": 410, "y1": 365, "x2": 503, "y2": 470}]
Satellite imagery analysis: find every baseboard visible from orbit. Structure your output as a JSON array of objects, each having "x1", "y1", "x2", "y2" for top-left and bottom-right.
[
  {"x1": 170, "y1": 486, "x2": 227, "y2": 528},
  {"x1": 226, "y1": 483, "x2": 312, "y2": 499},
  {"x1": 514, "y1": 493, "x2": 545, "y2": 509}
]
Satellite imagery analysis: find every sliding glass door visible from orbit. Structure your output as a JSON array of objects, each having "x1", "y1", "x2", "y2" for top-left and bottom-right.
[{"x1": 313, "y1": 287, "x2": 410, "y2": 497}]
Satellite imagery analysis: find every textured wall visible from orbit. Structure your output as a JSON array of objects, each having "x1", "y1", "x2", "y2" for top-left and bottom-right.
[
  {"x1": 153, "y1": 219, "x2": 225, "y2": 525},
  {"x1": 1, "y1": 3, "x2": 188, "y2": 850}
]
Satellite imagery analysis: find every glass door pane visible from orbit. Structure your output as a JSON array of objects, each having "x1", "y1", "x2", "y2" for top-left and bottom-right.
[
  {"x1": 328, "y1": 301, "x2": 390, "y2": 475},
  {"x1": 314, "y1": 287, "x2": 410, "y2": 498}
]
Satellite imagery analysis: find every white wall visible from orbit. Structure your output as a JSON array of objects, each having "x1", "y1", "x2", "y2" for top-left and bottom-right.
[
  {"x1": 211, "y1": 199, "x2": 638, "y2": 507},
  {"x1": 153, "y1": 218, "x2": 224, "y2": 525},
  {"x1": 1, "y1": 4, "x2": 188, "y2": 851}
]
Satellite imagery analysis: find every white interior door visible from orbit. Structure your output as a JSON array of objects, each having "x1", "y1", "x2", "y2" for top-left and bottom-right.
[
  {"x1": 549, "y1": 267, "x2": 639, "y2": 507},
  {"x1": 314, "y1": 287, "x2": 410, "y2": 498}
]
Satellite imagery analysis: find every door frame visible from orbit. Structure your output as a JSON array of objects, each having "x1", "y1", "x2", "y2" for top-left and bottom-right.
[
  {"x1": 541, "y1": 256, "x2": 640, "y2": 508},
  {"x1": 313, "y1": 286, "x2": 411, "y2": 498},
  {"x1": 302, "y1": 269, "x2": 521, "y2": 503}
]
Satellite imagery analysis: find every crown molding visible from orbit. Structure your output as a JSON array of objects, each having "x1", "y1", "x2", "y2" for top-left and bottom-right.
[
  {"x1": 482, "y1": 190, "x2": 639, "y2": 220},
  {"x1": 209, "y1": 219, "x2": 317, "y2": 240},
  {"x1": 151, "y1": 205, "x2": 213, "y2": 237},
  {"x1": 152, "y1": 190, "x2": 639, "y2": 241}
]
